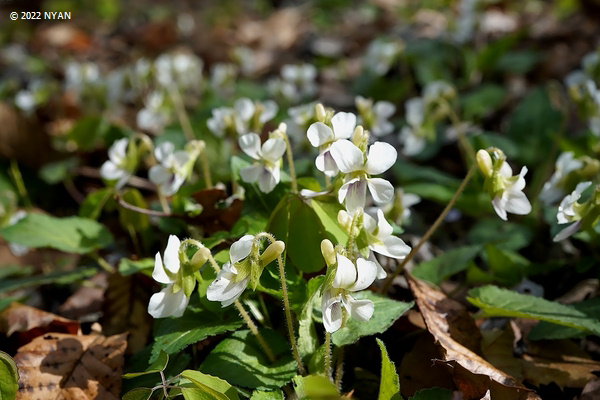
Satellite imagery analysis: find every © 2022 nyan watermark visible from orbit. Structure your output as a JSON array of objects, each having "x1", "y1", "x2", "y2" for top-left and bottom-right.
[{"x1": 9, "y1": 11, "x2": 71, "y2": 21}]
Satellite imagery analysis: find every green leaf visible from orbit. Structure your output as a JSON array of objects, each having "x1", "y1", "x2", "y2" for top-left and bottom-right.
[
  {"x1": 123, "y1": 350, "x2": 169, "y2": 378},
  {"x1": 484, "y1": 245, "x2": 531, "y2": 286},
  {"x1": 412, "y1": 245, "x2": 482, "y2": 285},
  {"x1": 461, "y1": 84, "x2": 506, "y2": 121},
  {"x1": 267, "y1": 194, "x2": 327, "y2": 273},
  {"x1": 181, "y1": 370, "x2": 240, "y2": 400},
  {"x1": 66, "y1": 115, "x2": 109, "y2": 150},
  {"x1": 293, "y1": 374, "x2": 339, "y2": 400},
  {"x1": 200, "y1": 329, "x2": 297, "y2": 390},
  {"x1": 298, "y1": 276, "x2": 324, "y2": 359},
  {"x1": 409, "y1": 388, "x2": 452, "y2": 400},
  {"x1": 118, "y1": 258, "x2": 154, "y2": 276},
  {"x1": 311, "y1": 199, "x2": 348, "y2": 245},
  {"x1": 250, "y1": 389, "x2": 284, "y2": 400},
  {"x1": 0, "y1": 267, "x2": 97, "y2": 294},
  {"x1": 151, "y1": 309, "x2": 243, "y2": 363},
  {"x1": 122, "y1": 387, "x2": 153, "y2": 400},
  {"x1": 468, "y1": 285, "x2": 600, "y2": 335},
  {"x1": 0, "y1": 214, "x2": 113, "y2": 254},
  {"x1": 391, "y1": 160, "x2": 460, "y2": 187},
  {"x1": 0, "y1": 351, "x2": 18, "y2": 400},
  {"x1": 376, "y1": 339, "x2": 402, "y2": 400},
  {"x1": 119, "y1": 189, "x2": 150, "y2": 231},
  {"x1": 79, "y1": 188, "x2": 115, "y2": 220},
  {"x1": 38, "y1": 158, "x2": 78, "y2": 185},
  {"x1": 496, "y1": 50, "x2": 540, "y2": 74},
  {"x1": 332, "y1": 292, "x2": 413, "y2": 346},
  {"x1": 529, "y1": 298, "x2": 600, "y2": 341},
  {"x1": 467, "y1": 219, "x2": 532, "y2": 251}
]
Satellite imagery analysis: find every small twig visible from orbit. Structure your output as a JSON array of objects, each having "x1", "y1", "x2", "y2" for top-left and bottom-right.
[
  {"x1": 115, "y1": 194, "x2": 174, "y2": 218},
  {"x1": 76, "y1": 166, "x2": 156, "y2": 191}
]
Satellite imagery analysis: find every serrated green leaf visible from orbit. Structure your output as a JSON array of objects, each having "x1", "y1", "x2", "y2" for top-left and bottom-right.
[
  {"x1": 376, "y1": 339, "x2": 402, "y2": 400},
  {"x1": 0, "y1": 350, "x2": 18, "y2": 400},
  {"x1": 332, "y1": 292, "x2": 413, "y2": 346},
  {"x1": 122, "y1": 387, "x2": 154, "y2": 400},
  {"x1": 412, "y1": 245, "x2": 482, "y2": 285},
  {"x1": 181, "y1": 370, "x2": 240, "y2": 400},
  {"x1": 468, "y1": 285, "x2": 600, "y2": 335},
  {"x1": 0, "y1": 214, "x2": 113, "y2": 254},
  {"x1": 409, "y1": 388, "x2": 452, "y2": 400},
  {"x1": 267, "y1": 194, "x2": 327, "y2": 273},
  {"x1": 250, "y1": 389, "x2": 284, "y2": 400},
  {"x1": 293, "y1": 374, "x2": 339, "y2": 400},
  {"x1": 151, "y1": 309, "x2": 243, "y2": 362},
  {"x1": 529, "y1": 297, "x2": 600, "y2": 341},
  {"x1": 124, "y1": 350, "x2": 169, "y2": 378},
  {"x1": 200, "y1": 329, "x2": 297, "y2": 390}
]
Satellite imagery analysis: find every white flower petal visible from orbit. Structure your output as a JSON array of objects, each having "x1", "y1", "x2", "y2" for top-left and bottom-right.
[
  {"x1": 343, "y1": 296, "x2": 374, "y2": 322},
  {"x1": 230, "y1": 235, "x2": 254, "y2": 264},
  {"x1": 504, "y1": 191, "x2": 531, "y2": 216},
  {"x1": 261, "y1": 138, "x2": 286, "y2": 163},
  {"x1": 163, "y1": 235, "x2": 181, "y2": 274},
  {"x1": 235, "y1": 98, "x2": 255, "y2": 121},
  {"x1": 334, "y1": 254, "x2": 357, "y2": 289},
  {"x1": 322, "y1": 291, "x2": 343, "y2": 333},
  {"x1": 315, "y1": 150, "x2": 339, "y2": 177},
  {"x1": 344, "y1": 179, "x2": 367, "y2": 213},
  {"x1": 369, "y1": 252, "x2": 387, "y2": 279},
  {"x1": 371, "y1": 236, "x2": 411, "y2": 259},
  {"x1": 307, "y1": 122, "x2": 334, "y2": 147},
  {"x1": 329, "y1": 140, "x2": 364, "y2": 174},
  {"x1": 239, "y1": 133, "x2": 262, "y2": 160},
  {"x1": 258, "y1": 167, "x2": 278, "y2": 193},
  {"x1": 206, "y1": 264, "x2": 249, "y2": 307},
  {"x1": 365, "y1": 142, "x2": 397, "y2": 175},
  {"x1": 349, "y1": 258, "x2": 377, "y2": 291},
  {"x1": 148, "y1": 286, "x2": 189, "y2": 318},
  {"x1": 108, "y1": 138, "x2": 128, "y2": 162},
  {"x1": 553, "y1": 220, "x2": 583, "y2": 242},
  {"x1": 376, "y1": 209, "x2": 394, "y2": 238},
  {"x1": 149, "y1": 165, "x2": 172, "y2": 186},
  {"x1": 331, "y1": 112, "x2": 357, "y2": 139},
  {"x1": 492, "y1": 196, "x2": 508, "y2": 221},
  {"x1": 100, "y1": 161, "x2": 126, "y2": 181},
  {"x1": 155, "y1": 142, "x2": 175, "y2": 163},
  {"x1": 367, "y1": 178, "x2": 394, "y2": 204},
  {"x1": 374, "y1": 101, "x2": 396, "y2": 119},
  {"x1": 240, "y1": 165, "x2": 263, "y2": 184},
  {"x1": 152, "y1": 252, "x2": 172, "y2": 284}
]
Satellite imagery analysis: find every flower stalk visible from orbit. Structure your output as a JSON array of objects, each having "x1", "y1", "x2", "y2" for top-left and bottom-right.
[{"x1": 380, "y1": 162, "x2": 477, "y2": 293}]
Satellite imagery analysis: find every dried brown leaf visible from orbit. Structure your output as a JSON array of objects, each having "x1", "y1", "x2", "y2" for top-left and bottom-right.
[
  {"x1": 101, "y1": 273, "x2": 152, "y2": 355},
  {"x1": 406, "y1": 273, "x2": 539, "y2": 400},
  {"x1": 58, "y1": 273, "x2": 107, "y2": 321},
  {"x1": 14, "y1": 332, "x2": 127, "y2": 400},
  {"x1": 0, "y1": 303, "x2": 80, "y2": 341},
  {"x1": 190, "y1": 188, "x2": 243, "y2": 234}
]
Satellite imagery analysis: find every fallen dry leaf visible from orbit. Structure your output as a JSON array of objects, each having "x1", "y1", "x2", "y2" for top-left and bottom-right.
[
  {"x1": 580, "y1": 379, "x2": 600, "y2": 400},
  {"x1": 58, "y1": 273, "x2": 107, "y2": 321},
  {"x1": 14, "y1": 332, "x2": 127, "y2": 400},
  {"x1": 101, "y1": 273, "x2": 153, "y2": 355},
  {"x1": 0, "y1": 303, "x2": 80, "y2": 344},
  {"x1": 406, "y1": 273, "x2": 540, "y2": 400},
  {"x1": 190, "y1": 188, "x2": 243, "y2": 234}
]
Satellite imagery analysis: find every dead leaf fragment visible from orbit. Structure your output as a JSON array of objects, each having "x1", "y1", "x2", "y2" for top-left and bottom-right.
[
  {"x1": 190, "y1": 188, "x2": 243, "y2": 234},
  {"x1": 0, "y1": 303, "x2": 80, "y2": 341},
  {"x1": 406, "y1": 273, "x2": 539, "y2": 400},
  {"x1": 14, "y1": 332, "x2": 127, "y2": 400}
]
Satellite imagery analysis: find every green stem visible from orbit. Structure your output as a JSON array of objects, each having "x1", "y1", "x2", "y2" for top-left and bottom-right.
[
  {"x1": 234, "y1": 299, "x2": 276, "y2": 363},
  {"x1": 9, "y1": 160, "x2": 32, "y2": 210},
  {"x1": 346, "y1": 210, "x2": 361, "y2": 254},
  {"x1": 282, "y1": 132, "x2": 297, "y2": 193},
  {"x1": 158, "y1": 192, "x2": 171, "y2": 214},
  {"x1": 334, "y1": 310, "x2": 347, "y2": 389},
  {"x1": 169, "y1": 87, "x2": 195, "y2": 141},
  {"x1": 255, "y1": 233, "x2": 305, "y2": 374},
  {"x1": 90, "y1": 252, "x2": 115, "y2": 273},
  {"x1": 380, "y1": 163, "x2": 477, "y2": 293},
  {"x1": 183, "y1": 238, "x2": 220, "y2": 273},
  {"x1": 199, "y1": 148, "x2": 213, "y2": 188},
  {"x1": 324, "y1": 332, "x2": 332, "y2": 380}
]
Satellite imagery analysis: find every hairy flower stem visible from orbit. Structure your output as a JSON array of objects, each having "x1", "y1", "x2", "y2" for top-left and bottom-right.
[
  {"x1": 255, "y1": 233, "x2": 305, "y2": 374},
  {"x1": 169, "y1": 87, "x2": 195, "y2": 142},
  {"x1": 334, "y1": 310, "x2": 347, "y2": 389},
  {"x1": 346, "y1": 211, "x2": 361, "y2": 253},
  {"x1": 381, "y1": 163, "x2": 477, "y2": 293},
  {"x1": 282, "y1": 133, "x2": 298, "y2": 193},
  {"x1": 325, "y1": 332, "x2": 332, "y2": 380},
  {"x1": 325, "y1": 174, "x2": 331, "y2": 189},
  {"x1": 199, "y1": 148, "x2": 213, "y2": 188},
  {"x1": 234, "y1": 299, "x2": 276, "y2": 363},
  {"x1": 157, "y1": 192, "x2": 171, "y2": 214}
]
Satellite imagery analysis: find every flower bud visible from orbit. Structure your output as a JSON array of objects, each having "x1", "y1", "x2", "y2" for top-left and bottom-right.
[
  {"x1": 315, "y1": 103, "x2": 327, "y2": 122},
  {"x1": 191, "y1": 246, "x2": 211, "y2": 270},
  {"x1": 476, "y1": 149, "x2": 493, "y2": 177},
  {"x1": 321, "y1": 239, "x2": 336, "y2": 267},
  {"x1": 260, "y1": 240, "x2": 285, "y2": 266},
  {"x1": 337, "y1": 210, "x2": 353, "y2": 233}
]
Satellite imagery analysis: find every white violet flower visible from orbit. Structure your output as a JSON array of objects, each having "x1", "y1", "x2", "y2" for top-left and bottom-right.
[
  {"x1": 149, "y1": 141, "x2": 192, "y2": 196},
  {"x1": 307, "y1": 112, "x2": 357, "y2": 177},
  {"x1": 206, "y1": 235, "x2": 254, "y2": 307},
  {"x1": 329, "y1": 140, "x2": 397, "y2": 212},
  {"x1": 363, "y1": 209, "x2": 411, "y2": 278},
  {"x1": 322, "y1": 254, "x2": 377, "y2": 332},
  {"x1": 239, "y1": 133, "x2": 286, "y2": 193},
  {"x1": 355, "y1": 96, "x2": 396, "y2": 138},
  {"x1": 553, "y1": 181, "x2": 593, "y2": 242},
  {"x1": 100, "y1": 138, "x2": 135, "y2": 189},
  {"x1": 148, "y1": 235, "x2": 190, "y2": 318},
  {"x1": 540, "y1": 152, "x2": 584, "y2": 205}
]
